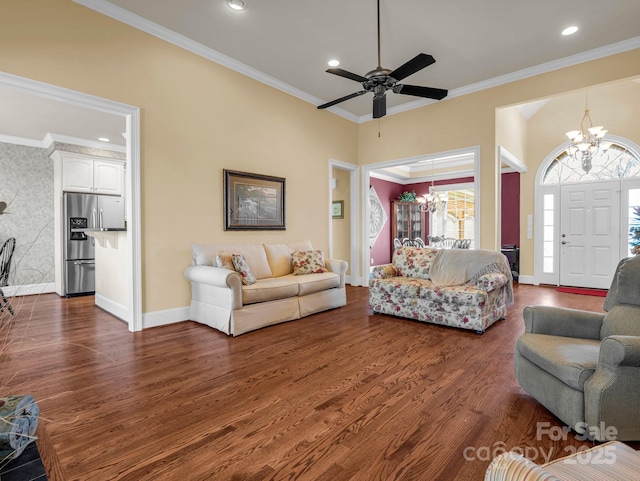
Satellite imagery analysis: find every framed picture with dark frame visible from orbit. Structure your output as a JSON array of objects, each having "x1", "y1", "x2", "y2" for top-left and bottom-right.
[
  {"x1": 332, "y1": 200, "x2": 344, "y2": 219},
  {"x1": 223, "y1": 169, "x2": 286, "y2": 230}
]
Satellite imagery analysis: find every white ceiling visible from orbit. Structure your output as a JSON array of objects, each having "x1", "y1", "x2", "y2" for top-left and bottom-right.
[
  {"x1": 1, "y1": 0, "x2": 639, "y2": 147},
  {"x1": 86, "y1": 0, "x2": 640, "y2": 121}
]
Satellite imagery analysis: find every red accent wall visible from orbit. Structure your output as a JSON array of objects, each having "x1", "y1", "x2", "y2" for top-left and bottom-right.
[
  {"x1": 369, "y1": 177, "x2": 405, "y2": 266},
  {"x1": 369, "y1": 173, "x2": 520, "y2": 265},
  {"x1": 501, "y1": 172, "x2": 520, "y2": 247}
]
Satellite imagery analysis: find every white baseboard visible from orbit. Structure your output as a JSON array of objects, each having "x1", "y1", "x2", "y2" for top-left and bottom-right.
[
  {"x1": 95, "y1": 293, "x2": 129, "y2": 323},
  {"x1": 517, "y1": 275, "x2": 535, "y2": 285},
  {"x1": 2, "y1": 283, "x2": 56, "y2": 297},
  {"x1": 142, "y1": 306, "x2": 190, "y2": 329}
]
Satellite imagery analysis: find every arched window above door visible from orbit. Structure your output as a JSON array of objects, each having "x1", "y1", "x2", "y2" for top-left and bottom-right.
[{"x1": 542, "y1": 143, "x2": 640, "y2": 185}]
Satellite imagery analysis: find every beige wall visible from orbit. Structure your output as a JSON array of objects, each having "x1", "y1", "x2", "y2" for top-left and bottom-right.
[
  {"x1": 0, "y1": 0, "x2": 358, "y2": 312},
  {"x1": 520, "y1": 79, "x2": 640, "y2": 276},
  {"x1": 1, "y1": 0, "x2": 639, "y2": 312},
  {"x1": 358, "y1": 51, "x2": 640, "y2": 260},
  {"x1": 496, "y1": 106, "x2": 528, "y2": 166},
  {"x1": 331, "y1": 168, "x2": 351, "y2": 275}
]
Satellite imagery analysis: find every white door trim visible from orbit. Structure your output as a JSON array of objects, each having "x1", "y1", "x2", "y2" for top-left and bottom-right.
[
  {"x1": 361, "y1": 146, "x2": 481, "y2": 287},
  {"x1": 329, "y1": 159, "x2": 360, "y2": 286},
  {"x1": 0, "y1": 70, "x2": 143, "y2": 332}
]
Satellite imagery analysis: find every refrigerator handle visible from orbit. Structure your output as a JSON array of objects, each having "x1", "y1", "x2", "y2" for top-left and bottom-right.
[
  {"x1": 92, "y1": 208, "x2": 97, "y2": 229},
  {"x1": 99, "y1": 208, "x2": 103, "y2": 228}
]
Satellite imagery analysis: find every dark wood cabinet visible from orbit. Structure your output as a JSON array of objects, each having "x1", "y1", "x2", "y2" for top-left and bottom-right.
[{"x1": 391, "y1": 201, "x2": 426, "y2": 241}]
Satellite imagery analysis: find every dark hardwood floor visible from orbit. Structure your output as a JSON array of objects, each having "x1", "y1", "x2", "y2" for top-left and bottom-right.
[{"x1": 1, "y1": 285, "x2": 637, "y2": 480}]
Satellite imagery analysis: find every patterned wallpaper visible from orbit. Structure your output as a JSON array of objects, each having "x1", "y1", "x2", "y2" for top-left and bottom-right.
[{"x1": 0, "y1": 142, "x2": 54, "y2": 287}]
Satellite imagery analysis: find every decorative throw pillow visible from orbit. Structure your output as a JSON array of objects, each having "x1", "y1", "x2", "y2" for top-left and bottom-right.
[
  {"x1": 216, "y1": 251, "x2": 235, "y2": 271},
  {"x1": 231, "y1": 254, "x2": 257, "y2": 285},
  {"x1": 292, "y1": 250, "x2": 327, "y2": 275}
]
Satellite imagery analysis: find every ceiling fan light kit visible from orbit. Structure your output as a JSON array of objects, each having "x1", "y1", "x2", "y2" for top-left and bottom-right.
[{"x1": 318, "y1": 0, "x2": 448, "y2": 119}]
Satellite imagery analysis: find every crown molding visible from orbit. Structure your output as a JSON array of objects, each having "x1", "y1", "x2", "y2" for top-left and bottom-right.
[
  {"x1": 0, "y1": 134, "x2": 45, "y2": 148},
  {"x1": 73, "y1": 1, "x2": 640, "y2": 126},
  {"x1": 360, "y1": 36, "x2": 640, "y2": 123},
  {"x1": 73, "y1": 0, "x2": 360, "y2": 123},
  {"x1": 0, "y1": 132, "x2": 125, "y2": 152},
  {"x1": 370, "y1": 169, "x2": 475, "y2": 185},
  {"x1": 499, "y1": 146, "x2": 527, "y2": 173}
]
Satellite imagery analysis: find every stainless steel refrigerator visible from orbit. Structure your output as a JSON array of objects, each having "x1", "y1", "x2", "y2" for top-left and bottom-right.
[{"x1": 63, "y1": 192, "x2": 125, "y2": 296}]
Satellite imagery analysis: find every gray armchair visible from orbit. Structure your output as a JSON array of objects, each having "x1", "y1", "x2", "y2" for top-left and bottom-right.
[{"x1": 515, "y1": 256, "x2": 640, "y2": 441}]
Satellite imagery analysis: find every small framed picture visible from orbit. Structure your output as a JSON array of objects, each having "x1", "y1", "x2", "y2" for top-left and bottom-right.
[{"x1": 332, "y1": 200, "x2": 344, "y2": 219}]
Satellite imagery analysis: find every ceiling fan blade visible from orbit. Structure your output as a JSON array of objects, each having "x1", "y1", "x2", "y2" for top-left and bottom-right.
[
  {"x1": 373, "y1": 94, "x2": 386, "y2": 119},
  {"x1": 326, "y1": 68, "x2": 369, "y2": 83},
  {"x1": 317, "y1": 91, "x2": 367, "y2": 110},
  {"x1": 389, "y1": 53, "x2": 435, "y2": 81},
  {"x1": 395, "y1": 84, "x2": 448, "y2": 100}
]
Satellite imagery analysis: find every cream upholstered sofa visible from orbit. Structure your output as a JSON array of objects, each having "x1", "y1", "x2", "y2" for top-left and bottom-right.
[
  {"x1": 184, "y1": 240, "x2": 348, "y2": 336},
  {"x1": 369, "y1": 246, "x2": 513, "y2": 333}
]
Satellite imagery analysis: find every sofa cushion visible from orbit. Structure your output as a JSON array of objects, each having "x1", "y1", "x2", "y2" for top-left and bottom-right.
[
  {"x1": 369, "y1": 277, "x2": 423, "y2": 298},
  {"x1": 288, "y1": 240, "x2": 314, "y2": 252},
  {"x1": 292, "y1": 250, "x2": 327, "y2": 275},
  {"x1": 392, "y1": 246, "x2": 438, "y2": 279},
  {"x1": 242, "y1": 277, "x2": 299, "y2": 305},
  {"x1": 264, "y1": 243, "x2": 294, "y2": 277},
  {"x1": 191, "y1": 243, "x2": 273, "y2": 279},
  {"x1": 294, "y1": 272, "x2": 340, "y2": 296},
  {"x1": 516, "y1": 333, "x2": 600, "y2": 390},
  {"x1": 372, "y1": 264, "x2": 398, "y2": 279},
  {"x1": 216, "y1": 251, "x2": 235, "y2": 270},
  {"x1": 419, "y1": 283, "x2": 487, "y2": 306},
  {"x1": 232, "y1": 254, "x2": 256, "y2": 286}
]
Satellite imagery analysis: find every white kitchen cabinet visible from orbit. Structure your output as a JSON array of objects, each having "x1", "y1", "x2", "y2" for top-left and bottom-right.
[{"x1": 61, "y1": 153, "x2": 124, "y2": 195}]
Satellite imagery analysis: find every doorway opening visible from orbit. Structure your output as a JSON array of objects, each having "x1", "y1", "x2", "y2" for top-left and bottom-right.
[{"x1": 0, "y1": 71, "x2": 142, "y2": 331}]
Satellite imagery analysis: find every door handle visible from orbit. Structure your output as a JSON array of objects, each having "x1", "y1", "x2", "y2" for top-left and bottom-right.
[{"x1": 561, "y1": 241, "x2": 570, "y2": 245}]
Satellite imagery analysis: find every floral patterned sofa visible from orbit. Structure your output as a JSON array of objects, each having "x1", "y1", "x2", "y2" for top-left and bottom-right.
[{"x1": 369, "y1": 246, "x2": 513, "y2": 333}]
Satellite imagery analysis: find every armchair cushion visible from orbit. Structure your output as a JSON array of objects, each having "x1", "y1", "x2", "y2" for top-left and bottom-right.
[
  {"x1": 601, "y1": 305, "x2": 640, "y2": 339},
  {"x1": 516, "y1": 334, "x2": 600, "y2": 390},
  {"x1": 614, "y1": 255, "x2": 640, "y2": 306}
]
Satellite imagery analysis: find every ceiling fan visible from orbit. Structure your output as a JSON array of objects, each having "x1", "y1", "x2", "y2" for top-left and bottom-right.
[{"x1": 317, "y1": 0, "x2": 448, "y2": 119}]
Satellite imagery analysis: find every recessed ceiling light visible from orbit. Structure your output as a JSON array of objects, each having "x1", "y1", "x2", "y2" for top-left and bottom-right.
[
  {"x1": 98, "y1": 137, "x2": 110, "y2": 142},
  {"x1": 562, "y1": 26, "x2": 578, "y2": 36},
  {"x1": 328, "y1": 59, "x2": 340, "y2": 67},
  {"x1": 226, "y1": 0, "x2": 246, "y2": 11}
]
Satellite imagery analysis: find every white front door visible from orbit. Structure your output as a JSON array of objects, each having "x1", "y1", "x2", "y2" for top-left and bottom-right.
[{"x1": 559, "y1": 180, "x2": 620, "y2": 289}]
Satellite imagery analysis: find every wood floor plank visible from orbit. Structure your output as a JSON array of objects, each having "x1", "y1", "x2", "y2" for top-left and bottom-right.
[{"x1": 1, "y1": 285, "x2": 638, "y2": 480}]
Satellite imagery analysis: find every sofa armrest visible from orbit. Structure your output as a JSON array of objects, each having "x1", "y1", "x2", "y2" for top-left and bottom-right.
[
  {"x1": 484, "y1": 451, "x2": 561, "y2": 481},
  {"x1": 325, "y1": 259, "x2": 348, "y2": 288},
  {"x1": 523, "y1": 305, "x2": 604, "y2": 339},
  {"x1": 184, "y1": 265, "x2": 243, "y2": 309},
  {"x1": 371, "y1": 264, "x2": 398, "y2": 279},
  {"x1": 476, "y1": 272, "x2": 507, "y2": 292}
]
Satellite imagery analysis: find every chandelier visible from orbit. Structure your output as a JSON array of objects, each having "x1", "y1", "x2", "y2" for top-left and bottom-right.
[
  {"x1": 565, "y1": 95, "x2": 611, "y2": 173},
  {"x1": 418, "y1": 189, "x2": 447, "y2": 213}
]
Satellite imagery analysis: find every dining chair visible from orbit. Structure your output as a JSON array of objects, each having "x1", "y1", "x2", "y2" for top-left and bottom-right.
[{"x1": 0, "y1": 237, "x2": 16, "y2": 316}]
